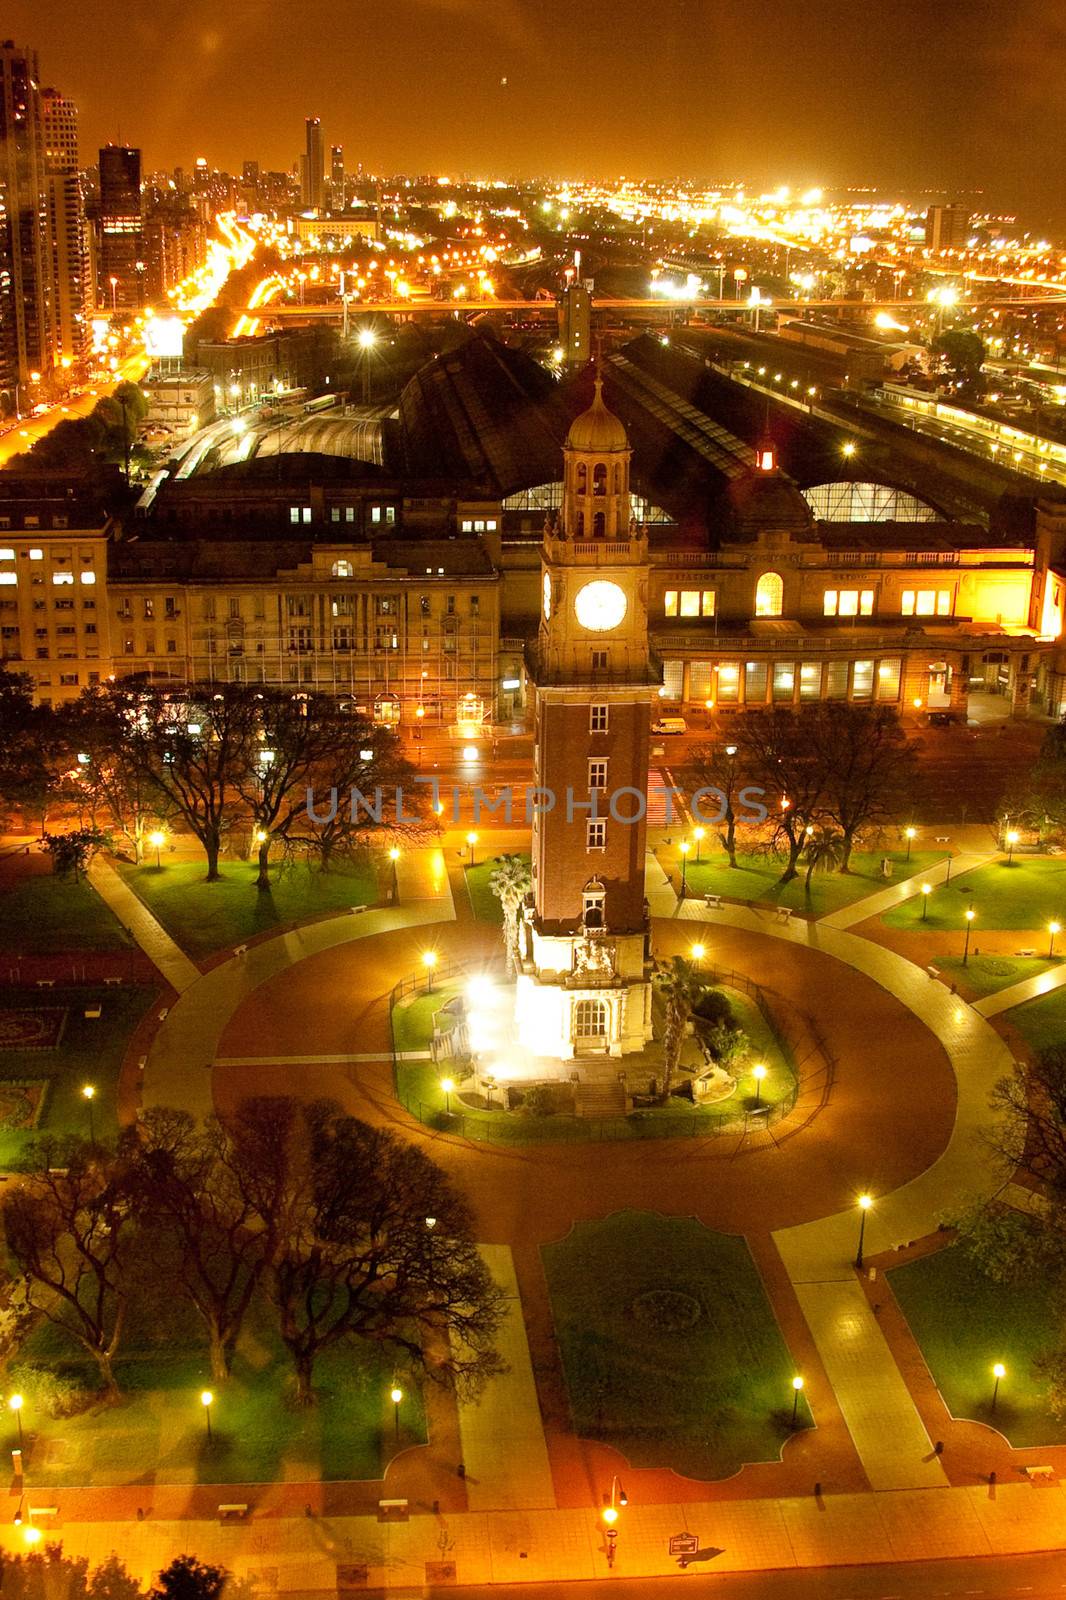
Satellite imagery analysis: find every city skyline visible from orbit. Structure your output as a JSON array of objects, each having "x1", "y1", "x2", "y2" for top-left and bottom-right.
[{"x1": 7, "y1": 0, "x2": 1065, "y2": 224}]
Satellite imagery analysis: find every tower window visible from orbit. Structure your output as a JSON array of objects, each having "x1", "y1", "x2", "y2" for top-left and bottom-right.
[
  {"x1": 588, "y1": 759, "x2": 608, "y2": 790},
  {"x1": 582, "y1": 879, "x2": 606, "y2": 928},
  {"x1": 577, "y1": 463, "x2": 587, "y2": 493},
  {"x1": 755, "y1": 571, "x2": 784, "y2": 618},
  {"x1": 593, "y1": 464, "x2": 607, "y2": 496},
  {"x1": 593, "y1": 512, "x2": 605, "y2": 537},
  {"x1": 591, "y1": 649, "x2": 608, "y2": 670},
  {"x1": 586, "y1": 819, "x2": 607, "y2": 851},
  {"x1": 590, "y1": 703, "x2": 609, "y2": 733}
]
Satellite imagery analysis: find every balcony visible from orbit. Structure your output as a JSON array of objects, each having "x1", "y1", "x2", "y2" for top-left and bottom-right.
[{"x1": 524, "y1": 640, "x2": 663, "y2": 688}]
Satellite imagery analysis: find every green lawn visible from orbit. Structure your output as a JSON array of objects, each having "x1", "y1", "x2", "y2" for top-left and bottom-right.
[
  {"x1": 10, "y1": 1286, "x2": 425, "y2": 1487},
  {"x1": 465, "y1": 855, "x2": 531, "y2": 924},
  {"x1": 933, "y1": 954, "x2": 1060, "y2": 998},
  {"x1": 392, "y1": 983, "x2": 461, "y2": 1055},
  {"x1": 889, "y1": 1243, "x2": 1066, "y2": 1447},
  {"x1": 121, "y1": 859, "x2": 380, "y2": 958},
  {"x1": 1006, "y1": 986, "x2": 1066, "y2": 1056},
  {"x1": 543, "y1": 1211, "x2": 807, "y2": 1480},
  {"x1": 0, "y1": 985, "x2": 157, "y2": 1166},
  {"x1": 883, "y1": 859, "x2": 1066, "y2": 932},
  {"x1": 0, "y1": 868, "x2": 133, "y2": 954},
  {"x1": 679, "y1": 850, "x2": 947, "y2": 917}
]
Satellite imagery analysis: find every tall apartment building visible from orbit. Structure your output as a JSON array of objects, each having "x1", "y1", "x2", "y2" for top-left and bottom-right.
[
  {"x1": 924, "y1": 203, "x2": 971, "y2": 252},
  {"x1": 0, "y1": 40, "x2": 54, "y2": 397},
  {"x1": 143, "y1": 195, "x2": 206, "y2": 302},
  {"x1": 41, "y1": 87, "x2": 89, "y2": 368},
  {"x1": 98, "y1": 143, "x2": 144, "y2": 310},
  {"x1": 329, "y1": 144, "x2": 344, "y2": 210},
  {"x1": 302, "y1": 117, "x2": 324, "y2": 211}
]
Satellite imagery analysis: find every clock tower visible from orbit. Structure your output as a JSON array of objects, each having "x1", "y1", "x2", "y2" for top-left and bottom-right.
[{"x1": 515, "y1": 379, "x2": 660, "y2": 1061}]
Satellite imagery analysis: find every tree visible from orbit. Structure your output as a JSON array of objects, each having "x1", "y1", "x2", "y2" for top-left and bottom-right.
[
  {"x1": 61, "y1": 687, "x2": 170, "y2": 861},
  {"x1": 149, "y1": 1557, "x2": 228, "y2": 1600},
  {"x1": 734, "y1": 710, "x2": 825, "y2": 884},
  {"x1": 806, "y1": 704, "x2": 916, "y2": 871},
  {"x1": 0, "y1": 667, "x2": 64, "y2": 832},
  {"x1": 802, "y1": 826, "x2": 847, "y2": 892},
  {"x1": 39, "y1": 828, "x2": 110, "y2": 881},
  {"x1": 934, "y1": 328, "x2": 986, "y2": 385},
  {"x1": 489, "y1": 854, "x2": 531, "y2": 973},
  {"x1": 123, "y1": 1101, "x2": 295, "y2": 1380},
  {"x1": 685, "y1": 741, "x2": 745, "y2": 867},
  {"x1": 2, "y1": 1141, "x2": 139, "y2": 1401},
  {"x1": 265, "y1": 1102, "x2": 505, "y2": 1405},
  {"x1": 653, "y1": 956, "x2": 705, "y2": 1104},
  {"x1": 1000, "y1": 721, "x2": 1066, "y2": 842}
]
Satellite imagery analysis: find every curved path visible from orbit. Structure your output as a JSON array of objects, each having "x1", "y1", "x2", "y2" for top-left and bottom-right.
[{"x1": 139, "y1": 860, "x2": 1015, "y2": 1500}]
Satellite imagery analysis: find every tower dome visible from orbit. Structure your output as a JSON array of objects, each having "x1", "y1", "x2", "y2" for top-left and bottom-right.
[{"x1": 566, "y1": 377, "x2": 629, "y2": 453}]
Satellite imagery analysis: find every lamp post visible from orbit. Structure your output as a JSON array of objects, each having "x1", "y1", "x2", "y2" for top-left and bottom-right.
[
  {"x1": 148, "y1": 829, "x2": 166, "y2": 869},
  {"x1": 904, "y1": 826, "x2": 916, "y2": 863},
  {"x1": 1049, "y1": 921, "x2": 1061, "y2": 960},
  {"x1": 601, "y1": 1474, "x2": 627, "y2": 1564},
  {"x1": 9, "y1": 1394, "x2": 23, "y2": 1449},
  {"x1": 466, "y1": 830, "x2": 478, "y2": 867},
  {"x1": 690, "y1": 942, "x2": 705, "y2": 970},
  {"x1": 693, "y1": 826, "x2": 705, "y2": 864},
  {"x1": 440, "y1": 1076, "x2": 455, "y2": 1116},
  {"x1": 358, "y1": 326, "x2": 376, "y2": 404},
  {"x1": 752, "y1": 1063, "x2": 767, "y2": 1106},
  {"x1": 201, "y1": 1389, "x2": 213, "y2": 1441},
  {"x1": 390, "y1": 1385, "x2": 403, "y2": 1439},
  {"x1": 790, "y1": 1375, "x2": 804, "y2": 1427},
  {"x1": 389, "y1": 846, "x2": 400, "y2": 899},
  {"x1": 920, "y1": 883, "x2": 932, "y2": 921},
  {"x1": 991, "y1": 1362, "x2": 1005, "y2": 1413},
  {"x1": 422, "y1": 950, "x2": 437, "y2": 994},
  {"x1": 679, "y1": 839, "x2": 690, "y2": 896},
  {"x1": 1006, "y1": 829, "x2": 1019, "y2": 866},
  {"x1": 82, "y1": 1084, "x2": 96, "y2": 1142},
  {"x1": 963, "y1": 906, "x2": 975, "y2": 966},
  {"x1": 855, "y1": 1193, "x2": 873, "y2": 1269}
]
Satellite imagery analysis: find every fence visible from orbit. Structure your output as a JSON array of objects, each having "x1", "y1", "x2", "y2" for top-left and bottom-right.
[{"x1": 389, "y1": 959, "x2": 836, "y2": 1149}]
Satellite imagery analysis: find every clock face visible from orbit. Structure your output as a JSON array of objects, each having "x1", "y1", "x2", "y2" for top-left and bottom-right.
[
  {"x1": 542, "y1": 571, "x2": 552, "y2": 620},
  {"x1": 574, "y1": 579, "x2": 627, "y2": 633}
]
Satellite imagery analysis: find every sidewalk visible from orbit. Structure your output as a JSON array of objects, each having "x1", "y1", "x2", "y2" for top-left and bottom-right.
[
  {"x1": 644, "y1": 850, "x2": 678, "y2": 917},
  {"x1": 973, "y1": 959, "x2": 1066, "y2": 1017},
  {"x1": 87, "y1": 857, "x2": 201, "y2": 994},
  {"x1": 395, "y1": 846, "x2": 453, "y2": 910},
  {"x1": 819, "y1": 851, "x2": 998, "y2": 931}
]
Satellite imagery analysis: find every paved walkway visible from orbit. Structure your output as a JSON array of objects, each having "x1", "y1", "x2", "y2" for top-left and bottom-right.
[
  {"x1": 644, "y1": 850, "x2": 678, "y2": 916},
  {"x1": 974, "y1": 959, "x2": 1066, "y2": 1017},
  {"x1": 819, "y1": 852, "x2": 998, "y2": 931},
  {"x1": 87, "y1": 857, "x2": 200, "y2": 993},
  {"x1": 395, "y1": 845, "x2": 453, "y2": 909},
  {"x1": 456, "y1": 1245, "x2": 556, "y2": 1512}
]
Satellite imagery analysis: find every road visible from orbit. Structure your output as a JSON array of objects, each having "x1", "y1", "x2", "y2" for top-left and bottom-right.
[
  {"x1": 0, "y1": 352, "x2": 150, "y2": 467},
  {"x1": 440, "y1": 1551, "x2": 1066, "y2": 1599}
]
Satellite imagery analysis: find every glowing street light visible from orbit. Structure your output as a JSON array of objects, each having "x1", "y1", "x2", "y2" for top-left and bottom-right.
[
  {"x1": 842, "y1": 441, "x2": 856, "y2": 459},
  {"x1": 440, "y1": 1076, "x2": 455, "y2": 1115},
  {"x1": 790, "y1": 1374, "x2": 805, "y2": 1427},
  {"x1": 201, "y1": 1389, "x2": 214, "y2": 1441},
  {"x1": 466, "y1": 830, "x2": 478, "y2": 866},
  {"x1": 991, "y1": 1362, "x2": 1005, "y2": 1412},
  {"x1": 679, "y1": 838, "x2": 690, "y2": 896},
  {"x1": 9, "y1": 1394, "x2": 23, "y2": 1448},
  {"x1": 1005, "y1": 829, "x2": 1019, "y2": 866},
  {"x1": 148, "y1": 828, "x2": 167, "y2": 869},
  {"x1": 692, "y1": 826, "x2": 705, "y2": 863},
  {"x1": 82, "y1": 1083, "x2": 96, "y2": 1142},
  {"x1": 904, "y1": 826, "x2": 916, "y2": 862},
  {"x1": 390, "y1": 1384, "x2": 403, "y2": 1438},
  {"x1": 963, "y1": 906, "x2": 976, "y2": 966},
  {"x1": 690, "y1": 942, "x2": 705, "y2": 969},
  {"x1": 422, "y1": 949, "x2": 438, "y2": 994},
  {"x1": 752, "y1": 1063, "x2": 767, "y2": 1106},
  {"x1": 1049, "y1": 920, "x2": 1061, "y2": 960},
  {"x1": 920, "y1": 883, "x2": 932, "y2": 921},
  {"x1": 855, "y1": 1193, "x2": 873, "y2": 1270}
]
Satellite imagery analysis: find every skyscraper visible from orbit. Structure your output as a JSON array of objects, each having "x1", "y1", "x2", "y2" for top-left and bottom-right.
[
  {"x1": 0, "y1": 40, "x2": 54, "y2": 400},
  {"x1": 302, "y1": 117, "x2": 324, "y2": 211},
  {"x1": 41, "y1": 87, "x2": 89, "y2": 368},
  {"x1": 330, "y1": 144, "x2": 344, "y2": 211},
  {"x1": 98, "y1": 143, "x2": 143, "y2": 310}
]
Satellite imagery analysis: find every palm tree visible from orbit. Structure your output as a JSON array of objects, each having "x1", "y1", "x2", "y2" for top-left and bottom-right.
[
  {"x1": 489, "y1": 854, "x2": 532, "y2": 975},
  {"x1": 803, "y1": 826, "x2": 847, "y2": 893},
  {"x1": 653, "y1": 956, "x2": 705, "y2": 1105}
]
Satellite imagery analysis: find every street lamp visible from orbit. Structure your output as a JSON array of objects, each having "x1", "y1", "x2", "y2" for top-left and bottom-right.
[
  {"x1": 357, "y1": 326, "x2": 376, "y2": 403},
  {"x1": 1049, "y1": 921, "x2": 1061, "y2": 960},
  {"x1": 855, "y1": 1193, "x2": 873, "y2": 1270},
  {"x1": 148, "y1": 829, "x2": 167, "y2": 869},
  {"x1": 693, "y1": 826, "x2": 705, "y2": 863},
  {"x1": 422, "y1": 949, "x2": 437, "y2": 994},
  {"x1": 690, "y1": 942, "x2": 705, "y2": 969},
  {"x1": 466, "y1": 830, "x2": 478, "y2": 866},
  {"x1": 9, "y1": 1394, "x2": 23, "y2": 1449},
  {"x1": 991, "y1": 1362, "x2": 1005, "y2": 1413},
  {"x1": 679, "y1": 838, "x2": 690, "y2": 896},
  {"x1": 752, "y1": 1063, "x2": 767, "y2": 1106},
  {"x1": 963, "y1": 906, "x2": 976, "y2": 966},
  {"x1": 790, "y1": 1375, "x2": 804, "y2": 1427},
  {"x1": 201, "y1": 1389, "x2": 213, "y2": 1441},
  {"x1": 920, "y1": 883, "x2": 932, "y2": 921},
  {"x1": 440, "y1": 1076, "x2": 455, "y2": 1115},
  {"x1": 389, "y1": 845, "x2": 400, "y2": 897},
  {"x1": 904, "y1": 826, "x2": 916, "y2": 862},
  {"x1": 82, "y1": 1083, "x2": 96, "y2": 1142},
  {"x1": 1005, "y1": 829, "x2": 1019, "y2": 866},
  {"x1": 390, "y1": 1385, "x2": 403, "y2": 1438}
]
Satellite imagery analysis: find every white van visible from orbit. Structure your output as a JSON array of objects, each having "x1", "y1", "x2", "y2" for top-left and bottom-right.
[{"x1": 651, "y1": 715, "x2": 688, "y2": 735}]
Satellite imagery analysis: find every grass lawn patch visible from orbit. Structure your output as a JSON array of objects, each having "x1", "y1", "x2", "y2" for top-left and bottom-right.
[
  {"x1": 0, "y1": 985, "x2": 157, "y2": 1166},
  {"x1": 889, "y1": 1243, "x2": 1066, "y2": 1447},
  {"x1": 392, "y1": 982, "x2": 462, "y2": 1056},
  {"x1": 464, "y1": 855, "x2": 531, "y2": 924},
  {"x1": 681, "y1": 850, "x2": 947, "y2": 918},
  {"x1": 1006, "y1": 986, "x2": 1066, "y2": 1057},
  {"x1": 0, "y1": 866, "x2": 132, "y2": 955},
  {"x1": 934, "y1": 954, "x2": 1060, "y2": 998},
  {"x1": 883, "y1": 859, "x2": 1066, "y2": 932},
  {"x1": 121, "y1": 859, "x2": 380, "y2": 958},
  {"x1": 542, "y1": 1210, "x2": 807, "y2": 1479},
  {"x1": 11, "y1": 1288, "x2": 425, "y2": 1488}
]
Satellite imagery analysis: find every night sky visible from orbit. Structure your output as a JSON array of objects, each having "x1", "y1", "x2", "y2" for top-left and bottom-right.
[{"x1": 10, "y1": 0, "x2": 1065, "y2": 223}]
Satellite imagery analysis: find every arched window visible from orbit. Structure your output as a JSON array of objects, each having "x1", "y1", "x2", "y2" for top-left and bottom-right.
[
  {"x1": 332, "y1": 559, "x2": 354, "y2": 578},
  {"x1": 582, "y1": 878, "x2": 605, "y2": 928},
  {"x1": 593, "y1": 511, "x2": 606, "y2": 537},
  {"x1": 593, "y1": 463, "x2": 607, "y2": 496},
  {"x1": 755, "y1": 571, "x2": 783, "y2": 618},
  {"x1": 576, "y1": 463, "x2": 587, "y2": 493},
  {"x1": 574, "y1": 998, "x2": 608, "y2": 1040}
]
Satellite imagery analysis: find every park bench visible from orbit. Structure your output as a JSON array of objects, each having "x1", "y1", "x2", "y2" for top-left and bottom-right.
[
  {"x1": 350, "y1": 904, "x2": 367, "y2": 915},
  {"x1": 104, "y1": 977, "x2": 122, "y2": 986},
  {"x1": 34, "y1": 979, "x2": 55, "y2": 989},
  {"x1": 232, "y1": 944, "x2": 248, "y2": 958},
  {"x1": 83, "y1": 1004, "x2": 102, "y2": 1020},
  {"x1": 926, "y1": 965, "x2": 940, "y2": 979},
  {"x1": 704, "y1": 893, "x2": 722, "y2": 909},
  {"x1": 218, "y1": 1504, "x2": 249, "y2": 1521},
  {"x1": 28, "y1": 1507, "x2": 58, "y2": 1520},
  {"x1": 1024, "y1": 1465, "x2": 1055, "y2": 1482},
  {"x1": 775, "y1": 906, "x2": 792, "y2": 924},
  {"x1": 377, "y1": 1499, "x2": 409, "y2": 1520}
]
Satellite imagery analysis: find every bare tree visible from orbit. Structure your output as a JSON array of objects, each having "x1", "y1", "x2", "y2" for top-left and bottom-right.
[
  {"x1": 806, "y1": 704, "x2": 916, "y2": 871},
  {"x1": 685, "y1": 741, "x2": 745, "y2": 868},
  {"x1": 734, "y1": 710, "x2": 825, "y2": 884},
  {"x1": 61, "y1": 687, "x2": 171, "y2": 862}
]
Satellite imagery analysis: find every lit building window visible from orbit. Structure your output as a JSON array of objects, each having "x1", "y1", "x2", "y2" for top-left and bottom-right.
[
  {"x1": 755, "y1": 572, "x2": 783, "y2": 617},
  {"x1": 902, "y1": 589, "x2": 952, "y2": 617},
  {"x1": 80, "y1": 571, "x2": 96, "y2": 585},
  {"x1": 52, "y1": 572, "x2": 74, "y2": 586},
  {"x1": 824, "y1": 589, "x2": 874, "y2": 617}
]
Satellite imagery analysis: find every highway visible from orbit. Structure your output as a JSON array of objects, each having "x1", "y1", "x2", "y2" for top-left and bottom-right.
[{"x1": 0, "y1": 353, "x2": 150, "y2": 468}]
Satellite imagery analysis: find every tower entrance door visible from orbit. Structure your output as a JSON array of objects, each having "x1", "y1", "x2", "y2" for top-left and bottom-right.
[{"x1": 573, "y1": 997, "x2": 609, "y2": 1054}]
